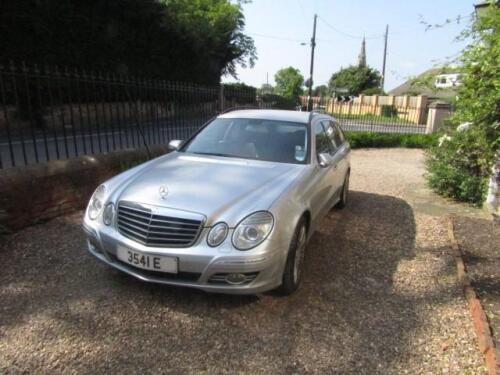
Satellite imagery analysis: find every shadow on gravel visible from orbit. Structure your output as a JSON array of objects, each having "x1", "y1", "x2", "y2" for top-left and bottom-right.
[
  {"x1": 0, "y1": 191, "x2": 439, "y2": 373},
  {"x1": 294, "y1": 190, "x2": 418, "y2": 373},
  {"x1": 453, "y1": 215, "x2": 500, "y2": 351}
]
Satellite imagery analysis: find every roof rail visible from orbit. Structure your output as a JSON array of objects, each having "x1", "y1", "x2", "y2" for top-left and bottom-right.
[
  {"x1": 311, "y1": 108, "x2": 326, "y2": 114},
  {"x1": 308, "y1": 108, "x2": 329, "y2": 123},
  {"x1": 308, "y1": 111, "x2": 314, "y2": 123},
  {"x1": 220, "y1": 106, "x2": 261, "y2": 114}
]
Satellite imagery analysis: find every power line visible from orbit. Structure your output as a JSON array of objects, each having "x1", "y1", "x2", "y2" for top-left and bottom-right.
[
  {"x1": 317, "y1": 16, "x2": 384, "y2": 40},
  {"x1": 296, "y1": 0, "x2": 310, "y2": 29},
  {"x1": 247, "y1": 32, "x2": 305, "y2": 43},
  {"x1": 250, "y1": 13, "x2": 470, "y2": 47},
  {"x1": 248, "y1": 32, "x2": 346, "y2": 46},
  {"x1": 247, "y1": 32, "x2": 306, "y2": 43}
]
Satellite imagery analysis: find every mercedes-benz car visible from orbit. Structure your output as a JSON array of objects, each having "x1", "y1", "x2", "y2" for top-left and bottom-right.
[{"x1": 82, "y1": 109, "x2": 350, "y2": 295}]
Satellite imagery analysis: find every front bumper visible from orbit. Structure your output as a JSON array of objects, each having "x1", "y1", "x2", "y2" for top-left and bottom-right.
[{"x1": 82, "y1": 221, "x2": 285, "y2": 294}]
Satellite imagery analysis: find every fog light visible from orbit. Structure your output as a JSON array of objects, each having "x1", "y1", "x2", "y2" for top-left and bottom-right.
[{"x1": 225, "y1": 273, "x2": 246, "y2": 285}]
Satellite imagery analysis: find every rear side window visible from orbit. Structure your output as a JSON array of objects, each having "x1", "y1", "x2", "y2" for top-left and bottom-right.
[
  {"x1": 322, "y1": 121, "x2": 344, "y2": 151},
  {"x1": 332, "y1": 121, "x2": 346, "y2": 144},
  {"x1": 314, "y1": 122, "x2": 333, "y2": 156}
]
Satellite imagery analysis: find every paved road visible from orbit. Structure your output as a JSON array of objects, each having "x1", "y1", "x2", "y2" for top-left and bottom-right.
[
  {"x1": 0, "y1": 120, "x2": 203, "y2": 168},
  {"x1": 0, "y1": 149, "x2": 484, "y2": 374},
  {"x1": 0, "y1": 120, "x2": 426, "y2": 169}
]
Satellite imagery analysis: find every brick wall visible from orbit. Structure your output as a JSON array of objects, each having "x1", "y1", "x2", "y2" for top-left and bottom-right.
[{"x1": 0, "y1": 146, "x2": 168, "y2": 233}]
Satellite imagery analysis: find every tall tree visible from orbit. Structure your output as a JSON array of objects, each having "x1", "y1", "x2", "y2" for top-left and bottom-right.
[
  {"x1": 274, "y1": 67, "x2": 304, "y2": 100},
  {"x1": 328, "y1": 65, "x2": 381, "y2": 96},
  {"x1": 0, "y1": 0, "x2": 256, "y2": 84}
]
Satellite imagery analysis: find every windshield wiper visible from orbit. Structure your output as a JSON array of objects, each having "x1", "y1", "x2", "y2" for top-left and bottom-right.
[{"x1": 191, "y1": 152, "x2": 231, "y2": 158}]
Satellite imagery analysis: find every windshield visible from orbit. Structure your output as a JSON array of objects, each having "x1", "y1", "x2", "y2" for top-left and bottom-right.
[{"x1": 181, "y1": 118, "x2": 309, "y2": 164}]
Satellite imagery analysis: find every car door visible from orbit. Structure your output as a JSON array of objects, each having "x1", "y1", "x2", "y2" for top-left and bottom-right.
[
  {"x1": 321, "y1": 120, "x2": 345, "y2": 203},
  {"x1": 308, "y1": 120, "x2": 337, "y2": 224},
  {"x1": 331, "y1": 120, "x2": 350, "y2": 182}
]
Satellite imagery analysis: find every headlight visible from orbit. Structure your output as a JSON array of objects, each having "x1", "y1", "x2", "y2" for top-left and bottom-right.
[
  {"x1": 207, "y1": 222, "x2": 228, "y2": 247},
  {"x1": 87, "y1": 185, "x2": 105, "y2": 220},
  {"x1": 103, "y1": 203, "x2": 115, "y2": 226},
  {"x1": 232, "y1": 211, "x2": 274, "y2": 250}
]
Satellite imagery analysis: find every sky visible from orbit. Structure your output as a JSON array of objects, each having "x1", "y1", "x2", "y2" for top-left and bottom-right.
[{"x1": 222, "y1": 0, "x2": 477, "y2": 91}]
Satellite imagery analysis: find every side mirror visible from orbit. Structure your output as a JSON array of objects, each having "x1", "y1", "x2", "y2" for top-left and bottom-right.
[
  {"x1": 168, "y1": 139, "x2": 182, "y2": 151},
  {"x1": 318, "y1": 153, "x2": 332, "y2": 168}
]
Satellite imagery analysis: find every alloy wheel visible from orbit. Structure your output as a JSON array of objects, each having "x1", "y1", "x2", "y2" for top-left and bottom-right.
[{"x1": 293, "y1": 225, "x2": 307, "y2": 284}]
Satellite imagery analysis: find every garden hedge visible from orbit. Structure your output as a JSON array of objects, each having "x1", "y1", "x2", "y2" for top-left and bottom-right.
[{"x1": 345, "y1": 132, "x2": 438, "y2": 149}]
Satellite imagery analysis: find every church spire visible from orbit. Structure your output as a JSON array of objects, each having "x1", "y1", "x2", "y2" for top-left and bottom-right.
[{"x1": 358, "y1": 36, "x2": 366, "y2": 67}]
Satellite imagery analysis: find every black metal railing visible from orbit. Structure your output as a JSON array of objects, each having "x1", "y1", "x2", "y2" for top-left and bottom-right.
[
  {"x1": 0, "y1": 61, "x2": 435, "y2": 169},
  {"x1": 303, "y1": 96, "x2": 429, "y2": 134},
  {"x1": 0, "y1": 61, "x2": 257, "y2": 169}
]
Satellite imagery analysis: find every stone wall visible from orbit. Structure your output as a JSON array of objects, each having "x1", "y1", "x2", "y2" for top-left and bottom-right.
[{"x1": 0, "y1": 146, "x2": 168, "y2": 233}]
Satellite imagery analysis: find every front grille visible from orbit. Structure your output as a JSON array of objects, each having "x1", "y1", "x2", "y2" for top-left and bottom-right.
[{"x1": 117, "y1": 202, "x2": 203, "y2": 247}]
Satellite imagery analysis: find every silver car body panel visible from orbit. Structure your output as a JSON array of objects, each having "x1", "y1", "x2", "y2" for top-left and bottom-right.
[{"x1": 82, "y1": 110, "x2": 350, "y2": 294}]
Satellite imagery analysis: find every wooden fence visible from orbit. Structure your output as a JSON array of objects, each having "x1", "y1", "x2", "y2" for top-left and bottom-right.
[{"x1": 327, "y1": 95, "x2": 428, "y2": 125}]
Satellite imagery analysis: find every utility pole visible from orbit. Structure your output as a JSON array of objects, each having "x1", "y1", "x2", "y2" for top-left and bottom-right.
[
  {"x1": 307, "y1": 14, "x2": 317, "y2": 111},
  {"x1": 381, "y1": 24, "x2": 389, "y2": 91}
]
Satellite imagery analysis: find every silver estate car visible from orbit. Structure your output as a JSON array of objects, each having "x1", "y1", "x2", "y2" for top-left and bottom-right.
[{"x1": 82, "y1": 109, "x2": 350, "y2": 295}]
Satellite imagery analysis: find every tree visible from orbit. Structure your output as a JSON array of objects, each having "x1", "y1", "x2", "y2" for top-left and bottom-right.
[
  {"x1": 222, "y1": 82, "x2": 257, "y2": 105},
  {"x1": 362, "y1": 87, "x2": 385, "y2": 95},
  {"x1": 328, "y1": 65, "x2": 381, "y2": 96},
  {"x1": 426, "y1": 4, "x2": 499, "y2": 206},
  {"x1": 304, "y1": 78, "x2": 313, "y2": 90},
  {"x1": 163, "y1": 0, "x2": 256, "y2": 81},
  {"x1": 258, "y1": 83, "x2": 274, "y2": 95},
  {"x1": 274, "y1": 67, "x2": 304, "y2": 100},
  {"x1": 313, "y1": 85, "x2": 329, "y2": 97},
  {"x1": 0, "y1": 0, "x2": 256, "y2": 84}
]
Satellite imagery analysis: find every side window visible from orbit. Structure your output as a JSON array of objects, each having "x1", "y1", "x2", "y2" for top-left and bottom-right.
[
  {"x1": 332, "y1": 121, "x2": 345, "y2": 145},
  {"x1": 321, "y1": 121, "x2": 339, "y2": 154},
  {"x1": 314, "y1": 122, "x2": 332, "y2": 157}
]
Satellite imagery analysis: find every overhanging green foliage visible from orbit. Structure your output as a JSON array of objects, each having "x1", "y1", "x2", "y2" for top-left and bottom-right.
[
  {"x1": 426, "y1": 3, "x2": 499, "y2": 205},
  {"x1": 0, "y1": 0, "x2": 256, "y2": 84}
]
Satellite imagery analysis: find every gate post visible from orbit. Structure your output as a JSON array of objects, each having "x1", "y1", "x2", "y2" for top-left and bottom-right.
[
  {"x1": 425, "y1": 101, "x2": 451, "y2": 134},
  {"x1": 416, "y1": 95, "x2": 428, "y2": 125},
  {"x1": 371, "y1": 95, "x2": 379, "y2": 115},
  {"x1": 219, "y1": 85, "x2": 225, "y2": 112}
]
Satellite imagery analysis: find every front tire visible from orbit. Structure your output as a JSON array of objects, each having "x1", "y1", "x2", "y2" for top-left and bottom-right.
[
  {"x1": 336, "y1": 171, "x2": 350, "y2": 209},
  {"x1": 278, "y1": 217, "x2": 307, "y2": 295}
]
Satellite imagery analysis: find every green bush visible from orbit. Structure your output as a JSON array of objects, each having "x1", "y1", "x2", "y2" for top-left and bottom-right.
[
  {"x1": 425, "y1": 6, "x2": 498, "y2": 206},
  {"x1": 380, "y1": 105, "x2": 398, "y2": 117},
  {"x1": 345, "y1": 131, "x2": 437, "y2": 149},
  {"x1": 259, "y1": 93, "x2": 297, "y2": 110},
  {"x1": 362, "y1": 87, "x2": 385, "y2": 95},
  {"x1": 426, "y1": 129, "x2": 492, "y2": 205}
]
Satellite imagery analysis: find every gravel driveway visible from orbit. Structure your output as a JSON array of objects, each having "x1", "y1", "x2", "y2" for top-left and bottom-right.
[{"x1": 0, "y1": 149, "x2": 487, "y2": 374}]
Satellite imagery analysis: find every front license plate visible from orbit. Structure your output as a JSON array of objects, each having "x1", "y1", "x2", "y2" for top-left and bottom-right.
[{"x1": 116, "y1": 247, "x2": 178, "y2": 274}]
